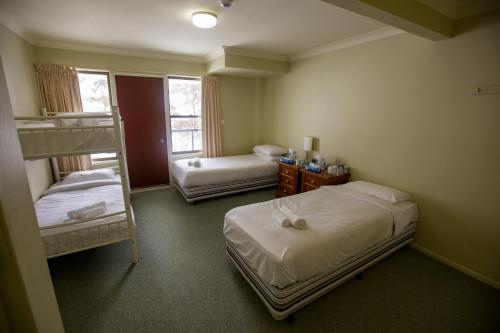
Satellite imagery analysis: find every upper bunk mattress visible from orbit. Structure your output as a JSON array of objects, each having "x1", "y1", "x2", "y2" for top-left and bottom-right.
[
  {"x1": 17, "y1": 116, "x2": 116, "y2": 160},
  {"x1": 223, "y1": 185, "x2": 418, "y2": 289},
  {"x1": 172, "y1": 154, "x2": 278, "y2": 188}
]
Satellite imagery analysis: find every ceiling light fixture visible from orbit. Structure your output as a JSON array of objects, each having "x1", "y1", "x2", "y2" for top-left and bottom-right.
[{"x1": 192, "y1": 11, "x2": 217, "y2": 29}]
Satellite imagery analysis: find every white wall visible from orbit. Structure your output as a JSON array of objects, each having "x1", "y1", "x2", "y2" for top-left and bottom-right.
[
  {"x1": 0, "y1": 45, "x2": 64, "y2": 333},
  {"x1": 0, "y1": 23, "x2": 52, "y2": 201},
  {"x1": 261, "y1": 15, "x2": 500, "y2": 287}
]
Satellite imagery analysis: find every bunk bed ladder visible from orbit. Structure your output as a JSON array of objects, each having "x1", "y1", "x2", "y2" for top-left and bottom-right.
[{"x1": 112, "y1": 106, "x2": 139, "y2": 264}]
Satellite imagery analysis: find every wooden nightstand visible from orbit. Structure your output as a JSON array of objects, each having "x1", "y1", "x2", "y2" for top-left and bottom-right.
[
  {"x1": 300, "y1": 169, "x2": 350, "y2": 193},
  {"x1": 276, "y1": 162, "x2": 301, "y2": 197}
]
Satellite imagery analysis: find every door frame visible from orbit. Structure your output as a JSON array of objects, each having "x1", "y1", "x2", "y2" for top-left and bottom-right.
[{"x1": 110, "y1": 71, "x2": 175, "y2": 188}]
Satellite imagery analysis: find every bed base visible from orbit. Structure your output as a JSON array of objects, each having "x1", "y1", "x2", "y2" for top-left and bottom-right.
[
  {"x1": 42, "y1": 215, "x2": 132, "y2": 259},
  {"x1": 175, "y1": 177, "x2": 277, "y2": 202},
  {"x1": 46, "y1": 236, "x2": 129, "y2": 259},
  {"x1": 226, "y1": 224, "x2": 416, "y2": 320}
]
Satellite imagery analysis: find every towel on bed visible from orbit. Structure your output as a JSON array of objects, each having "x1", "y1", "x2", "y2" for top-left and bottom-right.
[
  {"x1": 272, "y1": 210, "x2": 291, "y2": 227},
  {"x1": 187, "y1": 157, "x2": 201, "y2": 168},
  {"x1": 67, "y1": 201, "x2": 107, "y2": 220},
  {"x1": 281, "y1": 206, "x2": 307, "y2": 229}
]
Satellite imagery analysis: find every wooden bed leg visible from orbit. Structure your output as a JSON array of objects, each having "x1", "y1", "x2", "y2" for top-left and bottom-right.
[
  {"x1": 355, "y1": 273, "x2": 363, "y2": 280},
  {"x1": 285, "y1": 314, "x2": 295, "y2": 323}
]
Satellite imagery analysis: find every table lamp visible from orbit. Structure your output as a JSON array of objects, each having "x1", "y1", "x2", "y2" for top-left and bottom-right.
[{"x1": 304, "y1": 136, "x2": 313, "y2": 161}]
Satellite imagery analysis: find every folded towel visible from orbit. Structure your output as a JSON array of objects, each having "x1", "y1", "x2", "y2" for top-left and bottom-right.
[
  {"x1": 272, "y1": 210, "x2": 291, "y2": 227},
  {"x1": 281, "y1": 206, "x2": 307, "y2": 229},
  {"x1": 67, "y1": 201, "x2": 107, "y2": 220},
  {"x1": 188, "y1": 157, "x2": 201, "y2": 167}
]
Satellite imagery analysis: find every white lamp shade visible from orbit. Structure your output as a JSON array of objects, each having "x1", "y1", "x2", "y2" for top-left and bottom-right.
[
  {"x1": 304, "y1": 136, "x2": 313, "y2": 151},
  {"x1": 192, "y1": 12, "x2": 217, "y2": 29}
]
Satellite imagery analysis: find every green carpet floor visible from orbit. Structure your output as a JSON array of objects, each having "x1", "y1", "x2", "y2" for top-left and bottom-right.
[{"x1": 48, "y1": 188, "x2": 500, "y2": 333}]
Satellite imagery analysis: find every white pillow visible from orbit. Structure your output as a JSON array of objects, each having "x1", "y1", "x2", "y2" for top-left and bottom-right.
[
  {"x1": 62, "y1": 168, "x2": 116, "y2": 185},
  {"x1": 253, "y1": 144, "x2": 287, "y2": 156},
  {"x1": 253, "y1": 152, "x2": 279, "y2": 162},
  {"x1": 344, "y1": 181, "x2": 411, "y2": 203}
]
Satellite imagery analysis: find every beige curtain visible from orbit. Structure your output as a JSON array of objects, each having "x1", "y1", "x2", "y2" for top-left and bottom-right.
[
  {"x1": 201, "y1": 76, "x2": 222, "y2": 158},
  {"x1": 35, "y1": 63, "x2": 91, "y2": 172}
]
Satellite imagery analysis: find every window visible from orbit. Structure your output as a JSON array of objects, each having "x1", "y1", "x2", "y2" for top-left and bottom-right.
[
  {"x1": 77, "y1": 71, "x2": 115, "y2": 161},
  {"x1": 168, "y1": 77, "x2": 202, "y2": 154}
]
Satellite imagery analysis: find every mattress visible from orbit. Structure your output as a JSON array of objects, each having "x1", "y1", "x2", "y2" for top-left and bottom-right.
[
  {"x1": 17, "y1": 122, "x2": 117, "y2": 160},
  {"x1": 226, "y1": 222, "x2": 416, "y2": 319},
  {"x1": 36, "y1": 178, "x2": 133, "y2": 257},
  {"x1": 223, "y1": 185, "x2": 418, "y2": 288},
  {"x1": 172, "y1": 154, "x2": 279, "y2": 188},
  {"x1": 176, "y1": 176, "x2": 277, "y2": 201}
]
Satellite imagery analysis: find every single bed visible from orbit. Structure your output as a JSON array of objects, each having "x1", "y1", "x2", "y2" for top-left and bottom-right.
[
  {"x1": 172, "y1": 154, "x2": 279, "y2": 202},
  {"x1": 223, "y1": 183, "x2": 418, "y2": 319},
  {"x1": 36, "y1": 175, "x2": 133, "y2": 258}
]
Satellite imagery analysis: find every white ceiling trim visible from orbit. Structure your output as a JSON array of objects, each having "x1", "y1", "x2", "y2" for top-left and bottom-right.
[
  {"x1": 222, "y1": 47, "x2": 289, "y2": 61},
  {"x1": 290, "y1": 26, "x2": 404, "y2": 61},
  {"x1": 205, "y1": 46, "x2": 289, "y2": 63},
  {"x1": 33, "y1": 39, "x2": 207, "y2": 63},
  {"x1": 0, "y1": 8, "x2": 34, "y2": 43}
]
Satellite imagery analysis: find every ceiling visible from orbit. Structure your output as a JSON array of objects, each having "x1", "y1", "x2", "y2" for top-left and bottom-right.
[
  {"x1": 417, "y1": 0, "x2": 500, "y2": 19},
  {"x1": 0, "y1": 0, "x2": 386, "y2": 59}
]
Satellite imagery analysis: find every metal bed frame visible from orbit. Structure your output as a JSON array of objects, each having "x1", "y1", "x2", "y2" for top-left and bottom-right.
[{"x1": 15, "y1": 107, "x2": 138, "y2": 263}]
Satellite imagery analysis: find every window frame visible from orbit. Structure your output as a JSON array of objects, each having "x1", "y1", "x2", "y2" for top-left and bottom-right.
[
  {"x1": 77, "y1": 70, "x2": 115, "y2": 162},
  {"x1": 167, "y1": 75, "x2": 203, "y2": 155}
]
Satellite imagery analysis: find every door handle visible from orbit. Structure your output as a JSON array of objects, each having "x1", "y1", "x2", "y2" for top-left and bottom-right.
[{"x1": 160, "y1": 138, "x2": 165, "y2": 144}]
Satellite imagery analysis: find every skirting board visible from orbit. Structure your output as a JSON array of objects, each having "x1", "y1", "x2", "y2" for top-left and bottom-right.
[
  {"x1": 410, "y1": 243, "x2": 500, "y2": 290},
  {"x1": 130, "y1": 184, "x2": 173, "y2": 194}
]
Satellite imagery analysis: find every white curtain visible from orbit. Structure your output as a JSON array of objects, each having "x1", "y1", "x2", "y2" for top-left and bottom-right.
[{"x1": 201, "y1": 76, "x2": 222, "y2": 158}]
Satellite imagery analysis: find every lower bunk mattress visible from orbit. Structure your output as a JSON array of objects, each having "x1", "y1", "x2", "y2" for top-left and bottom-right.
[
  {"x1": 36, "y1": 177, "x2": 133, "y2": 258},
  {"x1": 223, "y1": 185, "x2": 418, "y2": 319}
]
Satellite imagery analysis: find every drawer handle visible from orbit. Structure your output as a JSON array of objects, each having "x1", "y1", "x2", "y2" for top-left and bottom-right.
[
  {"x1": 285, "y1": 170, "x2": 289, "y2": 174},
  {"x1": 285, "y1": 179, "x2": 289, "y2": 184},
  {"x1": 311, "y1": 179, "x2": 316, "y2": 184},
  {"x1": 283, "y1": 189, "x2": 287, "y2": 193}
]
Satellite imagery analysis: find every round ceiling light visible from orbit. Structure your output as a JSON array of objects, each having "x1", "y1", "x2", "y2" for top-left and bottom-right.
[{"x1": 192, "y1": 11, "x2": 217, "y2": 29}]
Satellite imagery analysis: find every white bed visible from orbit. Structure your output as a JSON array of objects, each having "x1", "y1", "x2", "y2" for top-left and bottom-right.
[
  {"x1": 36, "y1": 176, "x2": 133, "y2": 258},
  {"x1": 172, "y1": 154, "x2": 279, "y2": 201},
  {"x1": 223, "y1": 183, "x2": 418, "y2": 319}
]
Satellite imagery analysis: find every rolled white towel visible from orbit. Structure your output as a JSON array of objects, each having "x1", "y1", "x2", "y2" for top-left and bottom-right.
[
  {"x1": 281, "y1": 206, "x2": 307, "y2": 229},
  {"x1": 272, "y1": 210, "x2": 291, "y2": 227},
  {"x1": 67, "y1": 201, "x2": 107, "y2": 220}
]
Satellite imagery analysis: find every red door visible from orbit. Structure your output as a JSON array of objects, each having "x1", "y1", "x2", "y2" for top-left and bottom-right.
[{"x1": 115, "y1": 75, "x2": 169, "y2": 189}]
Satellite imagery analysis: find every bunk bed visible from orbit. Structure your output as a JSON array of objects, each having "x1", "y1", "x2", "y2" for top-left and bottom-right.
[{"x1": 15, "y1": 107, "x2": 138, "y2": 263}]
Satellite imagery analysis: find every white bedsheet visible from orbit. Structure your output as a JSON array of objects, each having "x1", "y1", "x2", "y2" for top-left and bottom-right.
[
  {"x1": 36, "y1": 178, "x2": 126, "y2": 230},
  {"x1": 36, "y1": 178, "x2": 132, "y2": 257},
  {"x1": 172, "y1": 154, "x2": 278, "y2": 188},
  {"x1": 223, "y1": 186, "x2": 418, "y2": 288}
]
